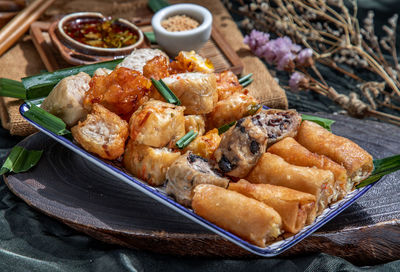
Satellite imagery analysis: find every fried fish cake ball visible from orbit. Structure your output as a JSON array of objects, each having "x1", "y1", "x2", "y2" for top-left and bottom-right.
[
  {"x1": 184, "y1": 115, "x2": 206, "y2": 136},
  {"x1": 143, "y1": 55, "x2": 170, "y2": 80},
  {"x1": 215, "y1": 70, "x2": 243, "y2": 101},
  {"x1": 41, "y1": 72, "x2": 91, "y2": 127},
  {"x1": 183, "y1": 128, "x2": 221, "y2": 160},
  {"x1": 129, "y1": 100, "x2": 186, "y2": 148},
  {"x1": 123, "y1": 141, "x2": 181, "y2": 186},
  {"x1": 83, "y1": 67, "x2": 152, "y2": 120},
  {"x1": 71, "y1": 104, "x2": 129, "y2": 160},
  {"x1": 206, "y1": 89, "x2": 259, "y2": 130}
]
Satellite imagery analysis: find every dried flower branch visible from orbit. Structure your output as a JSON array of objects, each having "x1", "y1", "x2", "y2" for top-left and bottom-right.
[{"x1": 225, "y1": 0, "x2": 400, "y2": 125}]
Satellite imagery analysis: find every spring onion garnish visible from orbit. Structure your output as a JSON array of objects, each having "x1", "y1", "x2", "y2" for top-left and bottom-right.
[
  {"x1": 144, "y1": 32, "x2": 157, "y2": 44},
  {"x1": 0, "y1": 146, "x2": 43, "y2": 175},
  {"x1": 241, "y1": 78, "x2": 254, "y2": 87},
  {"x1": 356, "y1": 155, "x2": 400, "y2": 188},
  {"x1": 22, "y1": 59, "x2": 123, "y2": 99},
  {"x1": 151, "y1": 78, "x2": 181, "y2": 105},
  {"x1": 245, "y1": 104, "x2": 261, "y2": 116},
  {"x1": 301, "y1": 114, "x2": 335, "y2": 131},
  {"x1": 176, "y1": 130, "x2": 198, "y2": 149},
  {"x1": 23, "y1": 104, "x2": 71, "y2": 137},
  {"x1": 148, "y1": 0, "x2": 169, "y2": 13},
  {"x1": 238, "y1": 73, "x2": 253, "y2": 84},
  {"x1": 0, "y1": 78, "x2": 26, "y2": 99},
  {"x1": 218, "y1": 121, "x2": 236, "y2": 135}
]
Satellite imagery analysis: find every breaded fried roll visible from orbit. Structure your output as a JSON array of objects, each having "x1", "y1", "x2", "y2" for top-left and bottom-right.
[
  {"x1": 268, "y1": 137, "x2": 348, "y2": 200},
  {"x1": 246, "y1": 153, "x2": 335, "y2": 214},
  {"x1": 192, "y1": 184, "x2": 282, "y2": 247},
  {"x1": 123, "y1": 141, "x2": 180, "y2": 186},
  {"x1": 296, "y1": 120, "x2": 373, "y2": 190},
  {"x1": 71, "y1": 104, "x2": 128, "y2": 160},
  {"x1": 229, "y1": 180, "x2": 316, "y2": 232}
]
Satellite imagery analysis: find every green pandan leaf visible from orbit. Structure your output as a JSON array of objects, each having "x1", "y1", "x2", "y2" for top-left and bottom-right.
[
  {"x1": 357, "y1": 155, "x2": 400, "y2": 188},
  {"x1": 301, "y1": 114, "x2": 335, "y2": 131},
  {"x1": 0, "y1": 146, "x2": 43, "y2": 175}
]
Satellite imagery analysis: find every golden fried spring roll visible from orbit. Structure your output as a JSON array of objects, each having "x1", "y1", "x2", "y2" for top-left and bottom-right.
[
  {"x1": 268, "y1": 137, "x2": 348, "y2": 200},
  {"x1": 246, "y1": 153, "x2": 335, "y2": 214},
  {"x1": 229, "y1": 180, "x2": 316, "y2": 232},
  {"x1": 192, "y1": 184, "x2": 282, "y2": 247},
  {"x1": 296, "y1": 120, "x2": 373, "y2": 190}
]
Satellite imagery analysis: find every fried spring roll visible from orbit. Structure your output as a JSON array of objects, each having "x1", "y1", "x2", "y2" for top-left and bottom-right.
[
  {"x1": 229, "y1": 180, "x2": 316, "y2": 232},
  {"x1": 268, "y1": 137, "x2": 348, "y2": 200},
  {"x1": 296, "y1": 120, "x2": 373, "y2": 190},
  {"x1": 192, "y1": 184, "x2": 282, "y2": 247},
  {"x1": 246, "y1": 153, "x2": 335, "y2": 214}
]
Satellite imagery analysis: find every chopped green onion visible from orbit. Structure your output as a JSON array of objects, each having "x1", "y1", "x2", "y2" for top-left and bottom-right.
[
  {"x1": 301, "y1": 114, "x2": 335, "y2": 131},
  {"x1": 22, "y1": 104, "x2": 71, "y2": 137},
  {"x1": 22, "y1": 59, "x2": 123, "y2": 99},
  {"x1": 218, "y1": 121, "x2": 236, "y2": 135},
  {"x1": 238, "y1": 73, "x2": 253, "y2": 84},
  {"x1": 356, "y1": 155, "x2": 400, "y2": 188},
  {"x1": 241, "y1": 78, "x2": 254, "y2": 87},
  {"x1": 0, "y1": 78, "x2": 26, "y2": 99},
  {"x1": 144, "y1": 32, "x2": 157, "y2": 44},
  {"x1": 245, "y1": 104, "x2": 261, "y2": 116},
  {"x1": 148, "y1": 0, "x2": 169, "y2": 13},
  {"x1": 151, "y1": 78, "x2": 181, "y2": 105},
  {"x1": 0, "y1": 146, "x2": 43, "y2": 175},
  {"x1": 176, "y1": 130, "x2": 198, "y2": 149}
]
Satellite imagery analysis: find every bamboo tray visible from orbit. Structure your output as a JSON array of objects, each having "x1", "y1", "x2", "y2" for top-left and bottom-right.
[{"x1": 29, "y1": 21, "x2": 243, "y2": 74}]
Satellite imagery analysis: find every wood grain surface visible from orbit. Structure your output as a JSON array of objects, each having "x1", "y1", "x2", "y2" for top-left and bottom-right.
[{"x1": 3, "y1": 113, "x2": 400, "y2": 265}]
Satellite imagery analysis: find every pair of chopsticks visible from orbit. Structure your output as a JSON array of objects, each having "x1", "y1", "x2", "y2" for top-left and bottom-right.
[{"x1": 0, "y1": 0, "x2": 55, "y2": 56}]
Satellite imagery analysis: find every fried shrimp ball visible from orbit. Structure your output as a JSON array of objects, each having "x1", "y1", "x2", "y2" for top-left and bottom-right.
[
  {"x1": 216, "y1": 70, "x2": 243, "y2": 101},
  {"x1": 184, "y1": 115, "x2": 206, "y2": 136},
  {"x1": 143, "y1": 55, "x2": 170, "y2": 80},
  {"x1": 169, "y1": 51, "x2": 214, "y2": 74},
  {"x1": 129, "y1": 100, "x2": 186, "y2": 148},
  {"x1": 183, "y1": 128, "x2": 221, "y2": 160},
  {"x1": 71, "y1": 104, "x2": 129, "y2": 160},
  {"x1": 83, "y1": 67, "x2": 152, "y2": 120}
]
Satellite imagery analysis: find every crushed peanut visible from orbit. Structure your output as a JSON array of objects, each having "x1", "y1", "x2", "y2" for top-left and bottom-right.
[{"x1": 161, "y1": 15, "x2": 200, "y2": 32}]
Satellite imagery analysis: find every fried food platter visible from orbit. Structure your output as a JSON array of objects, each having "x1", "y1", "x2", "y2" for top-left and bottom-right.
[{"x1": 4, "y1": 113, "x2": 400, "y2": 263}]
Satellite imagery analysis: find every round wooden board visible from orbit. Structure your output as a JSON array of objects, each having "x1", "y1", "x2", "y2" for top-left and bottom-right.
[{"x1": 4, "y1": 113, "x2": 400, "y2": 265}]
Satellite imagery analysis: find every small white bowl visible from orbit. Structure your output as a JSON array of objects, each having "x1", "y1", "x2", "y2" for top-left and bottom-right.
[{"x1": 152, "y1": 4, "x2": 212, "y2": 56}]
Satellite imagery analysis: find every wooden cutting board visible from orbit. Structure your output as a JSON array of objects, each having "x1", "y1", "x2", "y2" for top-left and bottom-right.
[{"x1": 3, "y1": 113, "x2": 400, "y2": 265}]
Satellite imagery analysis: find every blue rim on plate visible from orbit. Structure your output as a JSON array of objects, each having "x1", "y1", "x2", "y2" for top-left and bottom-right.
[{"x1": 19, "y1": 102, "x2": 377, "y2": 257}]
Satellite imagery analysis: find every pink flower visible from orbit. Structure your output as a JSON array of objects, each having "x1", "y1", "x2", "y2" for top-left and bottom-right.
[
  {"x1": 277, "y1": 51, "x2": 296, "y2": 71},
  {"x1": 244, "y1": 30, "x2": 270, "y2": 53},
  {"x1": 297, "y1": 48, "x2": 313, "y2": 66},
  {"x1": 289, "y1": 72, "x2": 305, "y2": 92}
]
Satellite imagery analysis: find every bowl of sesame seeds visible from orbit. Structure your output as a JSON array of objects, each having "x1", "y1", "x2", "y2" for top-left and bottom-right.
[{"x1": 151, "y1": 3, "x2": 212, "y2": 56}]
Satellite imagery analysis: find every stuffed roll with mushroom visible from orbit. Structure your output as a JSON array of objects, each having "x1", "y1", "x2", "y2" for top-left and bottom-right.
[
  {"x1": 166, "y1": 152, "x2": 229, "y2": 207},
  {"x1": 214, "y1": 115, "x2": 268, "y2": 178}
]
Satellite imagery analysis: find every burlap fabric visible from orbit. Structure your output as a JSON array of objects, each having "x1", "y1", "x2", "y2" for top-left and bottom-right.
[{"x1": 0, "y1": 0, "x2": 288, "y2": 136}]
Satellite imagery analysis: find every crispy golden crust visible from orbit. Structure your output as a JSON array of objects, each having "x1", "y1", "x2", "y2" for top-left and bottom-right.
[
  {"x1": 192, "y1": 184, "x2": 282, "y2": 247},
  {"x1": 268, "y1": 137, "x2": 348, "y2": 199},
  {"x1": 129, "y1": 100, "x2": 185, "y2": 148},
  {"x1": 215, "y1": 70, "x2": 243, "y2": 101},
  {"x1": 296, "y1": 120, "x2": 373, "y2": 188},
  {"x1": 123, "y1": 140, "x2": 180, "y2": 186},
  {"x1": 71, "y1": 104, "x2": 128, "y2": 160},
  {"x1": 184, "y1": 115, "x2": 206, "y2": 136},
  {"x1": 163, "y1": 72, "x2": 218, "y2": 115},
  {"x1": 229, "y1": 180, "x2": 316, "y2": 233},
  {"x1": 183, "y1": 129, "x2": 221, "y2": 160},
  {"x1": 206, "y1": 89, "x2": 258, "y2": 129},
  {"x1": 246, "y1": 152, "x2": 335, "y2": 214}
]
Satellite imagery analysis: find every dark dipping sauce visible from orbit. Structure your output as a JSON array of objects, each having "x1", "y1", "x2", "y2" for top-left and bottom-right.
[{"x1": 63, "y1": 18, "x2": 138, "y2": 48}]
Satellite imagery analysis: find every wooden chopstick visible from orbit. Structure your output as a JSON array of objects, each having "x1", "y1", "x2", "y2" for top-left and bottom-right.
[{"x1": 0, "y1": 0, "x2": 55, "y2": 56}]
